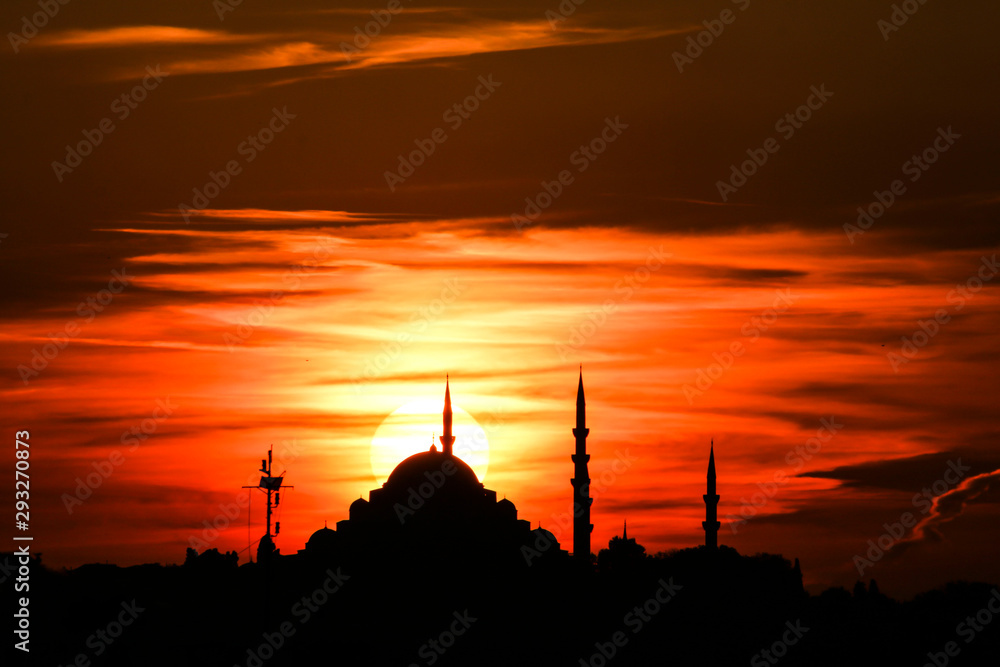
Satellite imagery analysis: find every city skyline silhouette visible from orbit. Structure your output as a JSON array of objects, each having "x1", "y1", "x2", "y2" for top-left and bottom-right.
[{"x1": 6, "y1": 371, "x2": 1000, "y2": 665}]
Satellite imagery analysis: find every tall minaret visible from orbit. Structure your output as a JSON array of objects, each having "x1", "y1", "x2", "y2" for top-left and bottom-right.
[
  {"x1": 440, "y1": 375, "x2": 455, "y2": 456},
  {"x1": 703, "y1": 440, "x2": 720, "y2": 550},
  {"x1": 571, "y1": 368, "x2": 593, "y2": 562}
]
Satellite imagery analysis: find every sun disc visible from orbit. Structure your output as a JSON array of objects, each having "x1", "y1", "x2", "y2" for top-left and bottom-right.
[{"x1": 370, "y1": 398, "x2": 490, "y2": 486}]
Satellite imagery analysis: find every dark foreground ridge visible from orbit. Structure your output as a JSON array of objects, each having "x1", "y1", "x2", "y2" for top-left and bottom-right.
[{"x1": 4, "y1": 544, "x2": 999, "y2": 667}]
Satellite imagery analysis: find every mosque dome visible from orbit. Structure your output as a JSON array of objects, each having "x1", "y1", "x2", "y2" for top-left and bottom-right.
[
  {"x1": 331, "y1": 377, "x2": 544, "y2": 561},
  {"x1": 383, "y1": 375, "x2": 482, "y2": 493},
  {"x1": 385, "y1": 450, "x2": 481, "y2": 491},
  {"x1": 531, "y1": 527, "x2": 557, "y2": 549},
  {"x1": 497, "y1": 497, "x2": 517, "y2": 520},
  {"x1": 306, "y1": 526, "x2": 338, "y2": 552},
  {"x1": 349, "y1": 497, "x2": 369, "y2": 520}
]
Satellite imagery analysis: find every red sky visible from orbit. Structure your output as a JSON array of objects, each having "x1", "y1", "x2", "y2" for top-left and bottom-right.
[{"x1": 1, "y1": 0, "x2": 998, "y2": 600}]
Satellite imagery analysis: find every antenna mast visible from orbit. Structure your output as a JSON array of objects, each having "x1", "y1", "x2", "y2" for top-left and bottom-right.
[{"x1": 242, "y1": 445, "x2": 293, "y2": 562}]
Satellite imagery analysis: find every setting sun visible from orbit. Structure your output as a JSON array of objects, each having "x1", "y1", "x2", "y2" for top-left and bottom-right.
[{"x1": 369, "y1": 393, "x2": 490, "y2": 486}]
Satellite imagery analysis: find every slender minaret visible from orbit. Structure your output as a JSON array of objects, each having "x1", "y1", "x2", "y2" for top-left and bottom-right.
[
  {"x1": 703, "y1": 440, "x2": 720, "y2": 550},
  {"x1": 440, "y1": 375, "x2": 455, "y2": 456},
  {"x1": 571, "y1": 368, "x2": 593, "y2": 562}
]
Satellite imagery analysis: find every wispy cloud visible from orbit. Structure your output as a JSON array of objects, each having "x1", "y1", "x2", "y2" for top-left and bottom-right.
[
  {"x1": 167, "y1": 41, "x2": 336, "y2": 76},
  {"x1": 37, "y1": 25, "x2": 256, "y2": 48},
  {"x1": 891, "y1": 469, "x2": 1000, "y2": 557},
  {"x1": 143, "y1": 20, "x2": 688, "y2": 79},
  {"x1": 148, "y1": 208, "x2": 390, "y2": 224},
  {"x1": 336, "y1": 22, "x2": 689, "y2": 71}
]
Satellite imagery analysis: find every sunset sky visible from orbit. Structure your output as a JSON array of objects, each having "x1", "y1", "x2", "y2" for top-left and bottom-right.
[{"x1": 1, "y1": 0, "x2": 998, "y2": 600}]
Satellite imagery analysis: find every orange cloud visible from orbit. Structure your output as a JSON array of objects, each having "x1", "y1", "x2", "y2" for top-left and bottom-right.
[
  {"x1": 37, "y1": 25, "x2": 254, "y2": 48},
  {"x1": 337, "y1": 22, "x2": 689, "y2": 71},
  {"x1": 156, "y1": 20, "x2": 688, "y2": 78}
]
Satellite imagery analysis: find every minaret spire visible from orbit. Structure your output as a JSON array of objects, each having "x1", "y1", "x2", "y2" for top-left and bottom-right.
[
  {"x1": 571, "y1": 367, "x2": 593, "y2": 563},
  {"x1": 440, "y1": 374, "x2": 455, "y2": 456},
  {"x1": 703, "y1": 440, "x2": 720, "y2": 550},
  {"x1": 623, "y1": 519, "x2": 628, "y2": 541}
]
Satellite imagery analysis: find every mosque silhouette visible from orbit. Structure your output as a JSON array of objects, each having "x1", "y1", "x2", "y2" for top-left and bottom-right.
[
  {"x1": 7, "y1": 373, "x2": 1000, "y2": 667},
  {"x1": 309, "y1": 377, "x2": 543, "y2": 566},
  {"x1": 285, "y1": 372, "x2": 718, "y2": 570}
]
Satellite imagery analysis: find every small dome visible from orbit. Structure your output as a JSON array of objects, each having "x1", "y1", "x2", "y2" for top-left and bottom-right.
[
  {"x1": 349, "y1": 497, "x2": 369, "y2": 520},
  {"x1": 497, "y1": 498, "x2": 517, "y2": 520},
  {"x1": 530, "y1": 527, "x2": 559, "y2": 553},
  {"x1": 306, "y1": 527, "x2": 338, "y2": 552},
  {"x1": 532, "y1": 527, "x2": 557, "y2": 543}
]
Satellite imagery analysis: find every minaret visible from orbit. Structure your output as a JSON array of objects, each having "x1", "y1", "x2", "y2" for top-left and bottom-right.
[
  {"x1": 571, "y1": 368, "x2": 593, "y2": 562},
  {"x1": 703, "y1": 440, "x2": 720, "y2": 550},
  {"x1": 439, "y1": 375, "x2": 455, "y2": 456}
]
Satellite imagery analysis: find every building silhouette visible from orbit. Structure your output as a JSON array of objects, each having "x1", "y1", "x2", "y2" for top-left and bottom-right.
[
  {"x1": 703, "y1": 440, "x2": 721, "y2": 550},
  {"x1": 598, "y1": 520, "x2": 647, "y2": 572},
  {"x1": 571, "y1": 368, "x2": 593, "y2": 562},
  {"x1": 305, "y1": 376, "x2": 560, "y2": 567}
]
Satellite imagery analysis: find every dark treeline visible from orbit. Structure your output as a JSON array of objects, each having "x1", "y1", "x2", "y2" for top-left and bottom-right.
[{"x1": 4, "y1": 542, "x2": 999, "y2": 667}]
